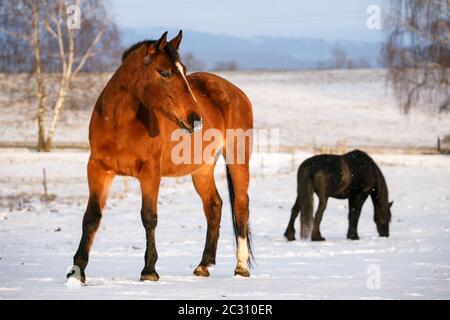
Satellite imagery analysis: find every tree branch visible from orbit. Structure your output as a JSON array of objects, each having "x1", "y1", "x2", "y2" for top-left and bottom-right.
[
  {"x1": 44, "y1": 20, "x2": 58, "y2": 39},
  {"x1": 401, "y1": 19, "x2": 450, "y2": 46},
  {"x1": 73, "y1": 26, "x2": 107, "y2": 77},
  {"x1": 0, "y1": 28, "x2": 31, "y2": 42}
]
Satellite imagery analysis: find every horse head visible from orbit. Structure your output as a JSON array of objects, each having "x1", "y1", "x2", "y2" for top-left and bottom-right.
[
  {"x1": 375, "y1": 200, "x2": 392, "y2": 237},
  {"x1": 122, "y1": 30, "x2": 202, "y2": 133}
]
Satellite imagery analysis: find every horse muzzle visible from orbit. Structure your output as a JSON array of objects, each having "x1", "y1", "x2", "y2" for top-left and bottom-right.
[
  {"x1": 377, "y1": 223, "x2": 389, "y2": 237},
  {"x1": 178, "y1": 112, "x2": 203, "y2": 134}
]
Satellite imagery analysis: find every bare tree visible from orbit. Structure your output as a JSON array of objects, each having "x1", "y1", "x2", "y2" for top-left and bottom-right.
[
  {"x1": 182, "y1": 52, "x2": 205, "y2": 71},
  {"x1": 356, "y1": 57, "x2": 371, "y2": 69},
  {"x1": 316, "y1": 47, "x2": 372, "y2": 70},
  {"x1": 331, "y1": 47, "x2": 348, "y2": 69},
  {"x1": 383, "y1": 0, "x2": 450, "y2": 113},
  {"x1": 0, "y1": 0, "x2": 120, "y2": 151},
  {"x1": 213, "y1": 61, "x2": 239, "y2": 71}
]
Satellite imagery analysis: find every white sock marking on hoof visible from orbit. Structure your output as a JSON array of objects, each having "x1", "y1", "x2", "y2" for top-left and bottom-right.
[
  {"x1": 236, "y1": 236, "x2": 249, "y2": 270},
  {"x1": 66, "y1": 265, "x2": 83, "y2": 288}
]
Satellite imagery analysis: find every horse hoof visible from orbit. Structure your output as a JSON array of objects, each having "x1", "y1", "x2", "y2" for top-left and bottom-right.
[
  {"x1": 284, "y1": 232, "x2": 295, "y2": 241},
  {"x1": 193, "y1": 266, "x2": 210, "y2": 277},
  {"x1": 140, "y1": 272, "x2": 160, "y2": 281},
  {"x1": 347, "y1": 234, "x2": 359, "y2": 240},
  {"x1": 66, "y1": 265, "x2": 85, "y2": 284},
  {"x1": 311, "y1": 236, "x2": 326, "y2": 241},
  {"x1": 234, "y1": 267, "x2": 250, "y2": 278}
]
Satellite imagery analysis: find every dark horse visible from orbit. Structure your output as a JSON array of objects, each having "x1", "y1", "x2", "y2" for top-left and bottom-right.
[
  {"x1": 66, "y1": 31, "x2": 254, "y2": 283},
  {"x1": 284, "y1": 150, "x2": 392, "y2": 241}
]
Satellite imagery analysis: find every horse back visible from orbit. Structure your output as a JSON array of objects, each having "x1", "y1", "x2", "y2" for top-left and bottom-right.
[
  {"x1": 188, "y1": 72, "x2": 253, "y2": 130},
  {"x1": 301, "y1": 155, "x2": 346, "y2": 196},
  {"x1": 302, "y1": 151, "x2": 377, "y2": 198},
  {"x1": 342, "y1": 150, "x2": 378, "y2": 192}
]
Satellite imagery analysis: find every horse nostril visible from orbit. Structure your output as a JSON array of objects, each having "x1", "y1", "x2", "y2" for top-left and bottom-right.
[
  {"x1": 188, "y1": 112, "x2": 203, "y2": 132},
  {"x1": 188, "y1": 112, "x2": 201, "y2": 124}
]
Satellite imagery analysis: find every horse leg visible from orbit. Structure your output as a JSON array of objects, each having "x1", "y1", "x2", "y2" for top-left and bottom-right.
[
  {"x1": 347, "y1": 193, "x2": 368, "y2": 240},
  {"x1": 311, "y1": 196, "x2": 327, "y2": 241},
  {"x1": 299, "y1": 181, "x2": 314, "y2": 240},
  {"x1": 67, "y1": 159, "x2": 115, "y2": 283},
  {"x1": 284, "y1": 195, "x2": 300, "y2": 241},
  {"x1": 226, "y1": 163, "x2": 252, "y2": 277},
  {"x1": 191, "y1": 165, "x2": 223, "y2": 277},
  {"x1": 138, "y1": 165, "x2": 161, "y2": 281}
]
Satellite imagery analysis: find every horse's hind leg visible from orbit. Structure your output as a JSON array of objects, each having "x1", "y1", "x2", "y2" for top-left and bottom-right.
[
  {"x1": 299, "y1": 180, "x2": 314, "y2": 240},
  {"x1": 284, "y1": 196, "x2": 300, "y2": 241},
  {"x1": 347, "y1": 192, "x2": 368, "y2": 240},
  {"x1": 191, "y1": 165, "x2": 223, "y2": 277},
  {"x1": 226, "y1": 163, "x2": 252, "y2": 277},
  {"x1": 67, "y1": 159, "x2": 115, "y2": 283},
  {"x1": 311, "y1": 196, "x2": 328, "y2": 241}
]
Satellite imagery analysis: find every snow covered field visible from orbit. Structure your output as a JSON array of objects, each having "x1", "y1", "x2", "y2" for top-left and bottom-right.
[
  {"x1": 0, "y1": 69, "x2": 449, "y2": 299},
  {"x1": 1, "y1": 70, "x2": 449, "y2": 149},
  {"x1": 0, "y1": 151, "x2": 449, "y2": 299}
]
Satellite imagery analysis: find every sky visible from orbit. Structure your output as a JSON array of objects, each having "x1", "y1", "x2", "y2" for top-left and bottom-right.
[{"x1": 109, "y1": 0, "x2": 388, "y2": 42}]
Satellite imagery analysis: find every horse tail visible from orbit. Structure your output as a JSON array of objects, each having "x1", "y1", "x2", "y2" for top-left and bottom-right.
[
  {"x1": 226, "y1": 164, "x2": 253, "y2": 266},
  {"x1": 298, "y1": 164, "x2": 314, "y2": 239}
]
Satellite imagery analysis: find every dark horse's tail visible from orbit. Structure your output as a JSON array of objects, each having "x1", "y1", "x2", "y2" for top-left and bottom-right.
[
  {"x1": 225, "y1": 165, "x2": 253, "y2": 266},
  {"x1": 298, "y1": 164, "x2": 314, "y2": 239}
]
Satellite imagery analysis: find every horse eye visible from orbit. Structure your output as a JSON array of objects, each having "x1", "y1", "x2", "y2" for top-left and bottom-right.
[{"x1": 159, "y1": 70, "x2": 171, "y2": 78}]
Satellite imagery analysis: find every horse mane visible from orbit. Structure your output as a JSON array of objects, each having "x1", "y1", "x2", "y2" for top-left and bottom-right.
[
  {"x1": 347, "y1": 150, "x2": 388, "y2": 202},
  {"x1": 347, "y1": 150, "x2": 389, "y2": 209},
  {"x1": 121, "y1": 40, "x2": 180, "y2": 63},
  {"x1": 373, "y1": 161, "x2": 388, "y2": 201},
  {"x1": 372, "y1": 161, "x2": 389, "y2": 208}
]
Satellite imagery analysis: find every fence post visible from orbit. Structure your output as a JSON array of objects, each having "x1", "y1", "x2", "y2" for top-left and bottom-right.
[{"x1": 42, "y1": 168, "x2": 48, "y2": 201}]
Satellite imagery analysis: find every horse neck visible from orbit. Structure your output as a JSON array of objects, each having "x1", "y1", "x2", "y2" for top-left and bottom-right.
[
  {"x1": 100, "y1": 65, "x2": 138, "y2": 122},
  {"x1": 371, "y1": 164, "x2": 389, "y2": 210}
]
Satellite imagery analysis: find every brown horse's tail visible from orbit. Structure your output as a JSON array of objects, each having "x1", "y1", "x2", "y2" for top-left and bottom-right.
[{"x1": 225, "y1": 165, "x2": 254, "y2": 267}]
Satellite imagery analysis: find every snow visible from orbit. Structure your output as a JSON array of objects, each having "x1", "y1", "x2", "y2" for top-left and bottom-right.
[
  {"x1": 0, "y1": 151, "x2": 449, "y2": 299},
  {"x1": 1, "y1": 70, "x2": 449, "y2": 149},
  {"x1": 0, "y1": 69, "x2": 449, "y2": 299},
  {"x1": 227, "y1": 69, "x2": 449, "y2": 149}
]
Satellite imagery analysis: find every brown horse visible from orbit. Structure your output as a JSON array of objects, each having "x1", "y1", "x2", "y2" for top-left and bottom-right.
[{"x1": 66, "y1": 31, "x2": 253, "y2": 283}]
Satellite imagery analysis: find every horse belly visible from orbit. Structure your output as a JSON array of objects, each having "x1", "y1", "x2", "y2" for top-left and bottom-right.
[
  {"x1": 90, "y1": 123, "x2": 161, "y2": 177},
  {"x1": 160, "y1": 162, "x2": 204, "y2": 177},
  {"x1": 160, "y1": 131, "x2": 225, "y2": 177}
]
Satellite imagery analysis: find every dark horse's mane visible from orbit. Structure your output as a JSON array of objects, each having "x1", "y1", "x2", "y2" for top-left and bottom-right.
[
  {"x1": 121, "y1": 40, "x2": 180, "y2": 63},
  {"x1": 372, "y1": 160, "x2": 390, "y2": 208}
]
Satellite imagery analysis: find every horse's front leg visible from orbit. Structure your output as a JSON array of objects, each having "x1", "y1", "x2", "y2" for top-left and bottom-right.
[
  {"x1": 67, "y1": 159, "x2": 115, "y2": 283},
  {"x1": 311, "y1": 195, "x2": 328, "y2": 241},
  {"x1": 138, "y1": 165, "x2": 161, "y2": 281},
  {"x1": 347, "y1": 192, "x2": 369, "y2": 240}
]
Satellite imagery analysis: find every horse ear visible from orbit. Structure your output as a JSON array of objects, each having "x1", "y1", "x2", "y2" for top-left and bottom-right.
[
  {"x1": 156, "y1": 31, "x2": 168, "y2": 52},
  {"x1": 169, "y1": 30, "x2": 183, "y2": 50},
  {"x1": 389, "y1": 201, "x2": 394, "y2": 208}
]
